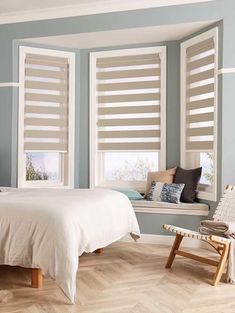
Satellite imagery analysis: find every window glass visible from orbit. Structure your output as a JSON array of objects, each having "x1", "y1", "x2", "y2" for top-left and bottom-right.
[
  {"x1": 26, "y1": 152, "x2": 60, "y2": 181},
  {"x1": 200, "y1": 152, "x2": 213, "y2": 185},
  {"x1": 103, "y1": 152, "x2": 158, "y2": 181}
]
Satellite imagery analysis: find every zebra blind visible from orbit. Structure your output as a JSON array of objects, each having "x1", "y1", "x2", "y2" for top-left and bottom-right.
[
  {"x1": 185, "y1": 36, "x2": 217, "y2": 151},
  {"x1": 96, "y1": 49, "x2": 164, "y2": 151},
  {"x1": 24, "y1": 53, "x2": 69, "y2": 152}
]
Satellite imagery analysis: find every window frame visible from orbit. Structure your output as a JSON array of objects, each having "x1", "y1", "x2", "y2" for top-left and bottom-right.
[
  {"x1": 89, "y1": 46, "x2": 166, "y2": 192},
  {"x1": 180, "y1": 28, "x2": 218, "y2": 201},
  {"x1": 18, "y1": 46, "x2": 75, "y2": 188}
]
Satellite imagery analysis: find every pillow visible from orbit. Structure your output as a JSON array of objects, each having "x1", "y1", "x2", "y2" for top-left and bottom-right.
[
  {"x1": 146, "y1": 181, "x2": 185, "y2": 204},
  {"x1": 146, "y1": 182, "x2": 164, "y2": 201},
  {"x1": 174, "y1": 167, "x2": 202, "y2": 203},
  {"x1": 112, "y1": 187, "x2": 144, "y2": 200},
  {"x1": 145, "y1": 167, "x2": 176, "y2": 196},
  {"x1": 161, "y1": 183, "x2": 185, "y2": 204}
]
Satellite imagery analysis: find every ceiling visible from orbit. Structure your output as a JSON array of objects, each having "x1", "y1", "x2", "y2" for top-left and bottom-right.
[
  {"x1": 0, "y1": 0, "x2": 215, "y2": 25},
  {"x1": 0, "y1": 0, "x2": 214, "y2": 13},
  {"x1": 23, "y1": 21, "x2": 216, "y2": 49}
]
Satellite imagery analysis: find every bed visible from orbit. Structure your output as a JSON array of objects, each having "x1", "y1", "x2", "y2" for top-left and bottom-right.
[{"x1": 0, "y1": 187, "x2": 140, "y2": 303}]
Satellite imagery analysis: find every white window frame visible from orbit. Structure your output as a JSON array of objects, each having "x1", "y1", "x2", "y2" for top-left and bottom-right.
[
  {"x1": 18, "y1": 46, "x2": 75, "y2": 188},
  {"x1": 90, "y1": 46, "x2": 166, "y2": 192},
  {"x1": 181, "y1": 28, "x2": 218, "y2": 201}
]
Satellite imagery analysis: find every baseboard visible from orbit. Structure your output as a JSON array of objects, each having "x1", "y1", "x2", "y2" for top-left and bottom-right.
[{"x1": 121, "y1": 233, "x2": 209, "y2": 249}]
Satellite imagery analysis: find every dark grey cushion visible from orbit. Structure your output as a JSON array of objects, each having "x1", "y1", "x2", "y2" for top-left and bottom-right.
[{"x1": 174, "y1": 167, "x2": 202, "y2": 203}]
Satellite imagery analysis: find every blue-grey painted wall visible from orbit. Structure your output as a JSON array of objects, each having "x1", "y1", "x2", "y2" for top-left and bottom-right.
[
  {"x1": 0, "y1": 0, "x2": 234, "y2": 235},
  {"x1": 0, "y1": 88, "x2": 13, "y2": 185},
  {"x1": 0, "y1": 0, "x2": 227, "y2": 81}
]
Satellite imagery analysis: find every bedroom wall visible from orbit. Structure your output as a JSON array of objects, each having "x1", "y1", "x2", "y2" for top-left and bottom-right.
[
  {"x1": 0, "y1": 0, "x2": 234, "y2": 235},
  {"x1": 0, "y1": 1, "x2": 225, "y2": 81},
  {"x1": 0, "y1": 87, "x2": 14, "y2": 185}
]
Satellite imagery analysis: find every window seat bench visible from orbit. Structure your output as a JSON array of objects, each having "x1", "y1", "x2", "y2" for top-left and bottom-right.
[{"x1": 131, "y1": 200, "x2": 209, "y2": 216}]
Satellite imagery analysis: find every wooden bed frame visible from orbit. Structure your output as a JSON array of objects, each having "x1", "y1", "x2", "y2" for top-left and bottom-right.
[{"x1": 31, "y1": 248, "x2": 102, "y2": 288}]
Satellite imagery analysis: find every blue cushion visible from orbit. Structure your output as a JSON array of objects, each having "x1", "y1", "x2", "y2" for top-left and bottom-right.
[{"x1": 112, "y1": 188, "x2": 144, "y2": 200}]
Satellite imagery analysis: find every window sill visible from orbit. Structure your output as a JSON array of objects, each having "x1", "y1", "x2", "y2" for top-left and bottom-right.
[
  {"x1": 94, "y1": 182, "x2": 146, "y2": 193},
  {"x1": 19, "y1": 184, "x2": 73, "y2": 189},
  {"x1": 131, "y1": 200, "x2": 209, "y2": 216}
]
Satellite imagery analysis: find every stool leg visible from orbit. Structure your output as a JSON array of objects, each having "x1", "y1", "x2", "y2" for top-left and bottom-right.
[
  {"x1": 212, "y1": 242, "x2": 230, "y2": 286},
  {"x1": 166, "y1": 234, "x2": 183, "y2": 268}
]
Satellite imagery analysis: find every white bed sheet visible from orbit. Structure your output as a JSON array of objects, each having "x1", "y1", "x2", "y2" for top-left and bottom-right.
[{"x1": 0, "y1": 188, "x2": 140, "y2": 303}]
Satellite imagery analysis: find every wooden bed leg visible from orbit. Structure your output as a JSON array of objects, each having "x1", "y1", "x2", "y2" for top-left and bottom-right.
[
  {"x1": 94, "y1": 248, "x2": 102, "y2": 254},
  {"x1": 31, "y1": 268, "x2": 43, "y2": 288},
  {"x1": 212, "y1": 242, "x2": 230, "y2": 286},
  {"x1": 165, "y1": 234, "x2": 183, "y2": 268}
]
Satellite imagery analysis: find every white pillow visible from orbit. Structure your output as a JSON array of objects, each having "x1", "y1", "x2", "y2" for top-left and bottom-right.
[{"x1": 146, "y1": 182, "x2": 164, "y2": 201}]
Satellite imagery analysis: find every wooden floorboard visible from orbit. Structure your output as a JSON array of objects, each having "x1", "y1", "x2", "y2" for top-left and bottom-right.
[{"x1": 0, "y1": 241, "x2": 234, "y2": 313}]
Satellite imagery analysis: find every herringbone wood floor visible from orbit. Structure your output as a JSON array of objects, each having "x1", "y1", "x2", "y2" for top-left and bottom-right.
[{"x1": 0, "y1": 241, "x2": 235, "y2": 313}]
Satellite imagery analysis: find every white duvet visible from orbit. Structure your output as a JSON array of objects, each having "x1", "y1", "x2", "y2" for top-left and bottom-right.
[{"x1": 0, "y1": 188, "x2": 140, "y2": 303}]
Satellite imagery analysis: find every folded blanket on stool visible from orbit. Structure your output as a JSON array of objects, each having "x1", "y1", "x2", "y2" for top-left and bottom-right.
[
  {"x1": 199, "y1": 220, "x2": 229, "y2": 237},
  {"x1": 199, "y1": 220, "x2": 235, "y2": 284}
]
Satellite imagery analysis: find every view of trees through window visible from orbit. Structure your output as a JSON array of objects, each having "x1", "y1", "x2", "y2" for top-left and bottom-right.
[
  {"x1": 200, "y1": 152, "x2": 213, "y2": 185},
  {"x1": 112, "y1": 158, "x2": 155, "y2": 181},
  {"x1": 26, "y1": 152, "x2": 60, "y2": 181},
  {"x1": 104, "y1": 151, "x2": 213, "y2": 185},
  {"x1": 25, "y1": 152, "x2": 213, "y2": 184},
  {"x1": 104, "y1": 152, "x2": 158, "y2": 181},
  {"x1": 26, "y1": 153, "x2": 49, "y2": 181}
]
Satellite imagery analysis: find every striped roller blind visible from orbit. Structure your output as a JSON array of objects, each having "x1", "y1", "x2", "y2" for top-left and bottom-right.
[
  {"x1": 185, "y1": 37, "x2": 216, "y2": 151},
  {"x1": 96, "y1": 51, "x2": 163, "y2": 151},
  {"x1": 24, "y1": 53, "x2": 69, "y2": 152}
]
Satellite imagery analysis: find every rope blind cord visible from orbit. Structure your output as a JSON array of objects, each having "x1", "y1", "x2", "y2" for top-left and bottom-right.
[
  {"x1": 185, "y1": 37, "x2": 216, "y2": 152},
  {"x1": 96, "y1": 52, "x2": 162, "y2": 151},
  {"x1": 24, "y1": 53, "x2": 69, "y2": 152}
]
